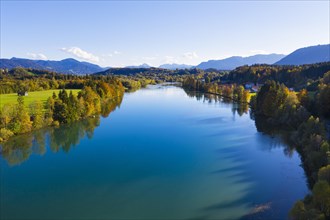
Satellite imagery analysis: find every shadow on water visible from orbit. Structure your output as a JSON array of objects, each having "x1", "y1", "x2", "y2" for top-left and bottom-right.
[
  {"x1": 0, "y1": 97, "x2": 122, "y2": 166},
  {"x1": 197, "y1": 116, "x2": 228, "y2": 125},
  {"x1": 183, "y1": 88, "x2": 300, "y2": 220},
  {"x1": 200, "y1": 142, "x2": 278, "y2": 220}
]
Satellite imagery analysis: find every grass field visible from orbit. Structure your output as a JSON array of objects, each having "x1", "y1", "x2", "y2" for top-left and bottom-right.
[{"x1": 0, "y1": 89, "x2": 81, "y2": 109}]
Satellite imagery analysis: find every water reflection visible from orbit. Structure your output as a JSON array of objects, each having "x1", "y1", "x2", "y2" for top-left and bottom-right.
[
  {"x1": 253, "y1": 114, "x2": 296, "y2": 157},
  {"x1": 0, "y1": 96, "x2": 123, "y2": 166},
  {"x1": 183, "y1": 88, "x2": 249, "y2": 117},
  {"x1": 183, "y1": 88, "x2": 295, "y2": 157}
]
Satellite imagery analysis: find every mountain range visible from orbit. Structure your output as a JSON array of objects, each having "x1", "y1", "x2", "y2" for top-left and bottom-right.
[
  {"x1": 125, "y1": 63, "x2": 152, "y2": 68},
  {"x1": 275, "y1": 44, "x2": 330, "y2": 65},
  {"x1": 158, "y1": 63, "x2": 193, "y2": 70},
  {"x1": 1, "y1": 44, "x2": 329, "y2": 73},
  {"x1": 196, "y1": 54, "x2": 285, "y2": 70},
  {"x1": 125, "y1": 63, "x2": 193, "y2": 69},
  {"x1": 0, "y1": 57, "x2": 105, "y2": 74}
]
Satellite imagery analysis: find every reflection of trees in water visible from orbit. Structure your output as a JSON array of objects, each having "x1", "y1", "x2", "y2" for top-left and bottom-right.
[
  {"x1": 184, "y1": 89, "x2": 299, "y2": 219},
  {"x1": 101, "y1": 96, "x2": 123, "y2": 118},
  {"x1": 0, "y1": 134, "x2": 34, "y2": 166},
  {"x1": 0, "y1": 96, "x2": 123, "y2": 166},
  {"x1": 183, "y1": 88, "x2": 294, "y2": 156},
  {"x1": 183, "y1": 88, "x2": 249, "y2": 116},
  {"x1": 231, "y1": 103, "x2": 249, "y2": 117},
  {"x1": 49, "y1": 117, "x2": 100, "y2": 153},
  {"x1": 33, "y1": 130, "x2": 46, "y2": 155},
  {"x1": 253, "y1": 114, "x2": 295, "y2": 157},
  {"x1": 184, "y1": 88, "x2": 204, "y2": 101}
]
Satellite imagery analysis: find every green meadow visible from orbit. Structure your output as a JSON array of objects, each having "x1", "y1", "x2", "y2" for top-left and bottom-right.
[{"x1": 0, "y1": 89, "x2": 81, "y2": 109}]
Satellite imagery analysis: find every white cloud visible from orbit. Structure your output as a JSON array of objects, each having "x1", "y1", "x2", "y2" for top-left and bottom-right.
[
  {"x1": 113, "y1": 50, "x2": 121, "y2": 55},
  {"x1": 61, "y1": 47, "x2": 100, "y2": 63},
  {"x1": 183, "y1": 51, "x2": 198, "y2": 59},
  {"x1": 27, "y1": 53, "x2": 47, "y2": 60}
]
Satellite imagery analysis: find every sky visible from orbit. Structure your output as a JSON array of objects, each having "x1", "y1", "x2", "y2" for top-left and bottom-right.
[{"x1": 1, "y1": 1, "x2": 329, "y2": 67}]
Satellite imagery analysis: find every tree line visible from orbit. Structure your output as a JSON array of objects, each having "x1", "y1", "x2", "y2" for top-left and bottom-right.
[
  {"x1": 0, "y1": 78, "x2": 124, "y2": 142},
  {"x1": 224, "y1": 62, "x2": 330, "y2": 90},
  {"x1": 182, "y1": 76, "x2": 251, "y2": 103}
]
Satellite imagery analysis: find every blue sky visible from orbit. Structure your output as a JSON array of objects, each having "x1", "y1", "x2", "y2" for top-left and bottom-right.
[{"x1": 1, "y1": 1, "x2": 329, "y2": 67}]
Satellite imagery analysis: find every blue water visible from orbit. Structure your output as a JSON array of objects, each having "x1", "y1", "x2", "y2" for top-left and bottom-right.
[{"x1": 0, "y1": 85, "x2": 308, "y2": 219}]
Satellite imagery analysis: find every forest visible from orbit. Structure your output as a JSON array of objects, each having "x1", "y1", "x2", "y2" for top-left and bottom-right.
[{"x1": 224, "y1": 62, "x2": 330, "y2": 90}]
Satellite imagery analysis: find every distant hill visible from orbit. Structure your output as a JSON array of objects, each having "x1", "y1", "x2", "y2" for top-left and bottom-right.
[
  {"x1": 125, "y1": 63, "x2": 152, "y2": 68},
  {"x1": 94, "y1": 67, "x2": 204, "y2": 76},
  {"x1": 196, "y1": 54, "x2": 285, "y2": 70},
  {"x1": 158, "y1": 63, "x2": 193, "y2": 70},
  {"x1": 0, "y1": 57, "x2": 105, "y2": 74},
  {"x1": 275, "y1": 44, "x2": 330, "y2": 65}
]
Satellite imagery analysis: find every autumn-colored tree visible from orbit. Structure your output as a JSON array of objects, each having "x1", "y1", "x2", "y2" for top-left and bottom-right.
[
  {"x1": 297, "y1": 89, "x2": 310, "y2": 109},
  {"x1": 67, "y1": 91, "x2": 80, "y2": 122},
  {"x1": 9, "y1": 96, "x2": 32, "y2": 134},
  {"x1": 0, "y1": 104, "x2": 14, "y2": 128},
  {"x1": 53, "y1": 99, "x2": 68, "y2": 123},
  {"x1": 30, "y1": 101, "x2": 44, "y2": 129},
  {"x1": 44, "y1": 97, "x2": 55, "y2": 126},
  {"x1": 318, "y1": 165, "x2": 330, "y2": 184},
  {"x1": 58, "y1": 89, "x2": 69, "y2": 104},
  {"x1": 312, "y1": 181, "x2": 330, "y2": 217},
  {"x1": 79, "y1": 86, "x2": 101, "y2": 116}
]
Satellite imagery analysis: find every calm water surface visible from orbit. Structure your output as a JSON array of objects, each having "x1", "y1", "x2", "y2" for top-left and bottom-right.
[{"x1": 0, "y1": 85, "x2": 308, "y2": 219}]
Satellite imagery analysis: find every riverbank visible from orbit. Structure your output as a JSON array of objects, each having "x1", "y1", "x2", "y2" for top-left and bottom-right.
[
  {"x1": 182, "y1": 77, "x2": 330, "y2": 219},
  {"x1": 0, "y1": 80, "x2": 124, "y2": 143}
]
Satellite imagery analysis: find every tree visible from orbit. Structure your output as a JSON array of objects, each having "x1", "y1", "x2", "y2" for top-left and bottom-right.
[
  {"x1": 242, "y1": 89, "x2": 251, "y2": 103},
  {"x1": 0, "y1": 128, "x2": 14, "y2": 142},
  {"x1": 0, "y1": 104, "x2": 14, "y2": 128},
  {"x1": 290, "y1": 201, "x2": 306, "y2": 220},
  {"x1": 322, "y1": 71, "x2": 330, "y2": 84},
  {"x1": 233, "y1": 85, "x2": 245, "y2": 102},
  {"x1": 318, "y1": 85, "x2": 330, "y2": 118},
  {"x1": 30, "y1": 101, "x2": 44, "y2": 129},
  {"x1": 297, "y1": 89, "x2": 310, "y2": 109},
  {"x1": 45, "y1": 97, "x2": 55, "y2": 126},
  {"x1": 318, "y1": 165, "x2": 330, "y2": 184},
  {"x1": 53, "y1": 100, "x2": 68, "y2": 123},
  {"x1": 312, "y1": 181, "x2": 330, "y2": 217},
  {"x1": 10, "y1": 96, "x2": 32, "y2": 134},
  {"x1": 58, "y1": 89, "x2": 69, "y2": 104},
  {"x1": 67, "y1": 91, "x2": 80, "y2": 122},
  {"x1": 79, "y1": 86, "x2": 101, "y2": 116}
]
